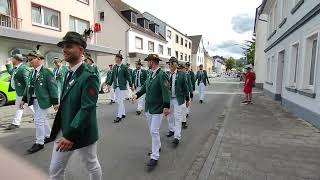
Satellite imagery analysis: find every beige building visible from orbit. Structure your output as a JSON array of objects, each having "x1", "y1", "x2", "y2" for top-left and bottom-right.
[
  {"x1": 204, "y1": 50, "x2": 213, "y2": 72},
  {"x1": 0, "y1": 0, "x2": 117, "y2": 70},
  {"x1": 188, "y1": 35, "x2": 205, "y2": 71}
]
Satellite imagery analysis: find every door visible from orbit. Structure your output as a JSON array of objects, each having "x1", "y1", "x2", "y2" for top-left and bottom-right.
[{"x1": 276, "y1": 50, "x2": 285, "y2": 101}]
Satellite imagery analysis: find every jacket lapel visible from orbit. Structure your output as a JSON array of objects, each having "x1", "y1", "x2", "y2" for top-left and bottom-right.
[
  {"x1": 61, "y1": 64, "x2": 84, "y2": 101},
  {"x1": 148, "y1": 68, "x2": 160, "y2": 89}
]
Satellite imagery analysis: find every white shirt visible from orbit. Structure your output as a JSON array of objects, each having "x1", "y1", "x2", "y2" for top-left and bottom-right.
[
  {"x1": 69, "y1": 61, "x2": 83, "y2": 73},
  {"x1": 152, "y1": 67, "x2": 160, "y2": 78},
  {"x1": 54, "y1": 66, "x2": 60, "y2": 79},
  {"x1": 115, "y1": 63, "x2": 122, "y2": 86},
  {"x1": 135, "y1": 69, "x2": 141, "y2": 87},
  {"x1": 170, "y1": 69, "x2": 177, "y2": 98},
  {"x1": 10, "y1": 62, "x2": 23, "y2": 90}
]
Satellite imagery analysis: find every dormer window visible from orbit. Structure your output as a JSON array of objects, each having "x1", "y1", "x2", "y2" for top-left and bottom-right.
[
  {"x1": 155, "y1": 25, "x2": 159, "y2": 34},
  {"x1": 149, "y1": 23, "x2": 159, "y2": 34},
  {"x1": 131, "y1": 12, "x2": 137, "y2": 24},
  {"x1": 145, "y1": 20, "x2": 149, "y2": 29}
]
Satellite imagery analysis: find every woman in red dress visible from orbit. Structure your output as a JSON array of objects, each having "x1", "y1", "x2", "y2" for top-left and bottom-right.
[{"x1": 242, "y1": 66, "x2": 255, "y2": 104}]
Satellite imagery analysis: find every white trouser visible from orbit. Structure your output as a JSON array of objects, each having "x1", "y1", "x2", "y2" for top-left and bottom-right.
[
  {"x1": 12, "y1": 95, "x2": 34, "y2": 126},
  {"x1": 145, "y1": 112, "x2": 163, "y2": 160},
  {"x1": 33, "y1": 99, "x2": 50, "y2": 145},
  {"x1": 198, "y1": 82, "x2": 205, "y2": 101},
  {"x1": 168, "y1": 98, "x2": 185, "y2": 140},
  {"x1": 109, "y1": 84, "x2": 115, "y2": 101},
  {"x1": 136, "y1": 87, "x2": 145, "y2": 111},
  {"x1": 49, "y1": 142, "x2": 102, "y2": 180},
  {"x1": 115, "y1": 88, "x2": 125, "y2": 118},
  {"x1": 182, "y1": 104, "x2": 188, "y2": 123},
  {"x1": 126, "y1": 83, "x2": 132, "y2": 98}
]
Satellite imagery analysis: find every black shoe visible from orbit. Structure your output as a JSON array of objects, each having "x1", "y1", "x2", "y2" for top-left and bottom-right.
[
  {"x1": 186, "y1": 114, "x2": 189, "y2": 118},
  {"x1": 5, "y1": 124, "x2": 19, "y2": 130},
  {"x1": 27, "y1": 144, "x2": 44, "y2": 154},
  {"x1": 148, "y1": 148, "x2": 161, "y2": 156},
  {"x1": 122, "y1": 115, "x2": 126, "y2": 118},
  {"x1": 182, "y1": 122, "x2": 188, "y2": 129},
  {"x1": 126, "y1": 98, "x2": 130, "y2": 100},
  {"x1": 114, "y1": 117, "x2": 122, "y2": 123},
  {"x1": 109, "y1": 101, "x2": 113, "y2": 105},
  {"x1": 172, "y1": 138, "x2": 180, "y2": 146},
  {"x1": 44, "y1": 137, "x2": 53, "y2": 144},
  {"x1": 166, "y1": 131, "x2": 174, "y2": 137},
  {"x1": 136, "y1": 111, "x2": 141, "y2": 115},
  {"x1": 147, "y1": 159, "x2": 158, "y2": 170},
  {"x1": 200, "y1": 100, "x2": 203, "y2": 104}
]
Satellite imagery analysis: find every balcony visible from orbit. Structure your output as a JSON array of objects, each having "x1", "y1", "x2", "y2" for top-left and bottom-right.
[{"x1": 0, "y1": 13, "x2": 22, "y2": 29}]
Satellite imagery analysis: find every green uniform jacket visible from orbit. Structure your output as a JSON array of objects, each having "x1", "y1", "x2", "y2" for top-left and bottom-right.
[
  {"x1": 22, "y1": 66, "x2": 59, "y2": 109},
  {"x1": 196, "y1": 70, "x2": 210, "y2": 86},
  {"x1": 184, "y1": 71, "x2": 194, "y2": 98},
  {"x1": 50, "y1": 64, "x2": 100, "y2": 150},
  {"x1": 53, "y1": 65, "x2": 68, "y2": 95},
  {"x1": 105, "y1": 70, "x2": 112, "y2": 84},
  {"x1": 132, "y1": 68, "x2": 148, "y2": 88},
  {"x1": 188, "y1": 71, "x2": 196, "y2": 91},
  {"x1": 107, "y1": 64, "x2": 132, "y2": 90},
  {"x1": 136, "y1": 68, "x2": 170, "y2": 114},
  {"x1": 171, "y1": 71, "x2": 190, "y2": 105},
  {"x1": 6, "y1": 64, "x2": 30, "y2": 96}
]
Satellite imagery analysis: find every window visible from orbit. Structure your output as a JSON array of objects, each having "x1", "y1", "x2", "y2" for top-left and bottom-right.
[
  {"x1": 99, "y1": 12, "x2": 104, "y2": 21},
  {"x1": 175, "y1": 51, "x2": 179, "y2": 58},
  {"x1": 180, "y1": 37, "x2": 183, "y2": 45},
  {"x1": 303, "y1": 34, "x2": 318, "y2": 88},
  {"x1": 0, "y1": 0, "x2": 10, "y2": 15},
  {"x1": 189, "y1": 42, "x2": 191, "y2": 49},
  {"x1": 155, "y1": 26, "x2": 159, "y2": 34},
  {"x1": 189, "y1": 55, "x2": 191, "y2": 61},
  {"x1": 131, "y1": 13, "x2": 137, "y2": 24},
  {"x1": 145, "y1": 20, "x2": 149, "y2": 29},
  {"x1": 281, "y1": 0, "x2": 288, "y2": 21},
  {"x1": 289, "y1": 43, "x2": 299, "y2": 86},
  {"x1": 167, "y1": 30, "x2": 172, "y2": 39},
  {"x1": 167, "y1": 48, "x2": 171, "y2": 56},
  {"x1": 180, "y1": 53, "x2": 183, "y2": 60},
  {"x1": 309, "y1": 39, "x2": 317, "y2": 86},
  {"x1": 268, "y1": 11, "x2": 274, "y2": 35},
  {"x1": 185, "y1": 54, "x2": 187, "y2": 61},
  {"x1": 77, "y1": 0, "x2": 89, "y2": 5},
  {"x1": 148, "y1": 41, "x2": 154, "y2": 52},
  {"x1": 69, "y1": 16, "x2": 89, "y2": 34},
  {"x1": 185, "y1": 40, "x2": 188, "y2": 48},
  {"x1": 175, "y1": 35, "x2": 179, "y2": 43},
  {"x1": 31, "y1": 4, "x2": 60, "y2": 30},
  {"x1": 274, "y1": 3, "x2": 278, "y2": 29},
  {"x1": 135, "y1": 37, "x2": 143, "y2": 49},
  {"x1": 158, "y1": 45, "x2": 163, "y2": 55}
]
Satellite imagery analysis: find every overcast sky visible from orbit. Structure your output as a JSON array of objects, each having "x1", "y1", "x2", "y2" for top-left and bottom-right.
[{"x1": 123, "y1": 0, "x2": 262, "y2": 59}]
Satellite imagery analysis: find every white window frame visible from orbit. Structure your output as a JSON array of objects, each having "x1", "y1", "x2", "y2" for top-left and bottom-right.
[
  {"x1": 158, "y1": 44, "x2": 163, "y2": 55},
  {"x1": 69, "y1": 16, "x2": 89, "y2": 34},
  {"x1": 77, "y1": 0, "x2": 89, "y2": 5},
  {"x1": 148, "y1": 41, "x2": 154, "y2": 52},
  {"x1": 167, "y1": 30, "x2": 172, "y2": 39},
  {"x1": 274, "y1": 2, "x2": 278, "y2": 29},
  {"x1": 289, "y1": 42, "x2": 300, "y2": 87},
  {"x1": 31, "y1": 4, "x2": 60, "y2": 31},
  {"x1": 280, "y1": 0, "x2": 288, "y2": 21},
  {"x1": 135, "y1": 36, "x2": 143, "y2": 50}
]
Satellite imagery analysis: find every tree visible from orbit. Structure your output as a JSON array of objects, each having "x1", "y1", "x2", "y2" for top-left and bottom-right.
[
  {"x1": 225, "y1": 57, "x2": 236, "y2": 71},
  {"x1": 242, "y1": 36, "x2": 256, "y2": 66}
]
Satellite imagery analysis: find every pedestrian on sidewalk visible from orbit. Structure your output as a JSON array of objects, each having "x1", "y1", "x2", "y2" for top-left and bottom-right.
[
  {"x1": 105, "y1": 64, "x2": 116, "y2": 104},
  {"x1": 242, "y1": 65, "x2": 255, "y2": 105},
  {"x1": 166, "y1": 59, "x2": 190, "y2": 146},
  {"x1": 132, "y1": 54, "x2": 170, "y2": 170},
  {"x1": 53, "y1": 57, "x2": 68, "y2": 100},
  {"x1": 185, "y1": 62, "x2": 195, "y2": 120},
  {"x1": 5, "y1": 54, "x2": 34, "y2": 130},
  {"x1": 196, "y1": 64, "x2": 210, "y2": 104},
  {"x1": 48, "y1": 31, "x2": 102, "y2": 180},
  {"x1": 107, "y1": 51, "x2": 133, "y2": 123},
  {"x1": 132, "y1": 59, "x2": 148, "y2": 115},
  {"x1": 20, "y1": 50, "x2": 59, "y2": 154}
]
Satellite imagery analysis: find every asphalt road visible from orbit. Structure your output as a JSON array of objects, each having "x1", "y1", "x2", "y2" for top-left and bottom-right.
[{"x1": 0, "y1": 80, "x2": 241, "y2": 180}]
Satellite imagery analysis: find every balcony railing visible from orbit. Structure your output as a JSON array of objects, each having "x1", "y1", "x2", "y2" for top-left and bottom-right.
[{"x1": 0, "y1": 13, "x2": 22, "y2": 29}]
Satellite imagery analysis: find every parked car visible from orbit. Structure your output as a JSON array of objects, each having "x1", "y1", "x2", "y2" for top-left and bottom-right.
[
  {"x1": 208, "y1": 72, "x2": 218, "y2": 78},
  {"x1": 0, "y1": 71, "x2": 16, "y2": 107}
]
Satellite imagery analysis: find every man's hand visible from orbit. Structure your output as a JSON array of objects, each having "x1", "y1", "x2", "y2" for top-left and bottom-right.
[
  {"x1": 131, "y1": 95, "x2": 137, "y2": 103},
  {"x1": 19, "y1": 101, "x2": 24, "y2": 109},
  {"x1": 186, "y1": 101, "x2": 191, "y2": 108},
  {"x1": 106, "y1": 85, "x2": 110, "y2": 93},
  {"x1": 53, "y1": 104, "x2": 59, "y2": 111},
  {"x1": 163, "y1": 108, "x2": 170, "y2": 116},
  {"x1": 56, "y1": 137, "x2": 74, "y2": 152}
]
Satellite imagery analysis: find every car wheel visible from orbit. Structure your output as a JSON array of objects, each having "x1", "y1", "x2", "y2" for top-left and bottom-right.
[{"x1": 0, "y1": 92, "x2": 7, "y2": 107}]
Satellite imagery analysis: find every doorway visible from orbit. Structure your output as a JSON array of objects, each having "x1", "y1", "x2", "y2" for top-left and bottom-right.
[{"x1": 276, "y1": 50, "x2": 285, "y2": 102}]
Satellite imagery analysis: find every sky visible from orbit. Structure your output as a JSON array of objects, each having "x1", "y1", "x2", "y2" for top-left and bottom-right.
[{"x1": 122, "y1": 0, "x2": 262, "y2": 59}]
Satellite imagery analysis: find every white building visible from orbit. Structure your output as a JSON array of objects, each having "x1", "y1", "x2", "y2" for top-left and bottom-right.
[
  {"x1": 96, "y1": 0, "x2": 170, "y2": 69},
  {"x1": 213, "y1": 56, "x2": 226, "y2": 74},
  {"x1": 253, "y1": 5, "x2": 268, "y2": 89},
  {"x1": 259, "y1": 0, "x2": 320, "y2": 127},
  {"x1": 0, "y1": 0, "x2": 116, "y2": 70},
  {"x1": 188, "y1": 35, "x2": 205, "y2": 71}
]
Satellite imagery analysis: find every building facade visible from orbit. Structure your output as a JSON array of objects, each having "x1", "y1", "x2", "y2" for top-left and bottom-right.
[
  {"x1": 188, "y1": 35, "x2": 205, "y2": 71},
  {"x1": 213, "y1": 56, "x2": 226, "y2": 74},
  {"x1": 259, "y1": 0, "x2": 320, "y2": 127},
  {"x1": 0, "y1": 0, "x2": 116, "y2": 70},
  {"x1": 204, "y1": 50, "x2": 213, "y2": 72}
]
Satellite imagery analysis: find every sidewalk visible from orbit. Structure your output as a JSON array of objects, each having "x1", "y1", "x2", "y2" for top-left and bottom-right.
[{"x1": 199, "y1": 94, "x2": 320, "y2": 180}]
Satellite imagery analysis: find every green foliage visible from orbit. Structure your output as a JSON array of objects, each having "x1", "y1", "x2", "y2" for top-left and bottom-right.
[
  {"x1": 243, "y1": 36, "x2": 256, "y2": 66},
  {"x1": 225, "y1": 57, "x2": 236, "y2": 71}
]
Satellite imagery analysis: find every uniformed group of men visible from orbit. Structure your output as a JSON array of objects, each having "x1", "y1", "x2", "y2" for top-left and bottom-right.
[{"x1": 3, "y1": 30, "x2": 211, "y2": 177}]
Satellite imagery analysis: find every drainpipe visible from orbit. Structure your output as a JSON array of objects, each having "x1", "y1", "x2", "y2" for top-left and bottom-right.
[{"x1": 125, "y1": 27, "x2": 132, "y2": 64}]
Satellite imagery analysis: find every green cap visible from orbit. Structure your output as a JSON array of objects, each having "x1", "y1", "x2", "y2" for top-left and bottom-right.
[
  {"x1": 145, "y1": 54, "x2": 161, "y2": 61},
  {"x1": 57, "y1": 31, "x2": 87, "y2": 48},
  {"x1": 166, "y1": 57, "x2": 178, "y2": 64},
  {"x1": 26, "y1": 50, "x2": 44, "y2": 60}
]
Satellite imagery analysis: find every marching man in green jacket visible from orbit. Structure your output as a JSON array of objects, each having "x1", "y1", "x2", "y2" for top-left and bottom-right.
[
  {"x1": 53, "y1": 57, "x2": 68, "y2": 100},
  {"x1": 132, "y1": 59, "x2": 148, "y2": 115},
  {"x1": 48, "y1": 31, "x2": 102, "y2": 180},
  {"x1": 107, "y1": 51, "x2": 133, "y2": 123},
  {"x1": 105, "y1": 64, "x2": 115, "y2": 104},
  {"x1": 20, "y1": 51, "x2": 59, "y2": 154},
  {"x1": 196, "y1": 64, "x2": 210, "y2": 103},
  {"x1": 5, "y1": 54, "x2": 34, "y2": 130},
  {"x1": 166, "y1": 57, "x2": 190, "y2": 145},
  {"x1": 180, "y1": 63, "x2": 194, "y2": 129},
  {"x1": 132, "y1": 54, "x2": 171, "y2": 170}
]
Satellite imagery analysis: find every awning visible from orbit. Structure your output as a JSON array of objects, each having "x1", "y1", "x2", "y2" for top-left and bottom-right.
[{"x1": 0, "y1": 27, "x2": 119, "y2": 55}]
